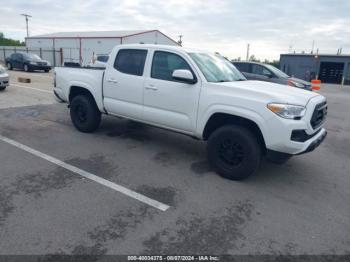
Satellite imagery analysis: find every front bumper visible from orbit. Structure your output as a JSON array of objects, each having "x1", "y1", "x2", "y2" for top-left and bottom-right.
[
  {"x1": 0, "y1": 74, "x2": 9, "y2": 87},
  {"x1": 29, "y1": 64, "x2": 51, "y2": 71},
  {"x1": 264, "y1": 95, "x2": 327, "y2": 155},
  {"x1": 297, "y1": 130, "x2": 327, "y2": 155}
]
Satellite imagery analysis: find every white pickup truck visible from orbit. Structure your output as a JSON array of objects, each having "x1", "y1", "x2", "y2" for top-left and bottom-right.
[{"x1": 54, "y1": 44, "x2": 327, "y2": 180}]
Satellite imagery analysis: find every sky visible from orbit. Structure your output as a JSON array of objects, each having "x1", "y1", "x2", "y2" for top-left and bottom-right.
[{"x1": 1, "y1": 0, "x2": 350, "y2": 60}]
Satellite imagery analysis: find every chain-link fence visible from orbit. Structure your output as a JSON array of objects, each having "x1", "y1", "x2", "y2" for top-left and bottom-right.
[{"x1": 0, "y1": 46, "x2": 63, "y2": 67}]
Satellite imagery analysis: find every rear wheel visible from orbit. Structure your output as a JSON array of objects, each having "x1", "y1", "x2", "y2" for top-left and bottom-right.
[
  {"x1": 24, "y1": 64, "x2": 29, "y2": 72},
  {"x1": 70, "y1": 95, "x2": 101, "y2": 133},
  {"x1": 44, "y1": 69, "x2": 49, "y2": 73},
  {"x1": 0, "y1": 86, "x2": 6, "y2": 91},
  {"x1": 207, "y1": 125, "x2": 261, "y2": 180},
  {"x1": 7, "y1": 63, "x2": 12, "y2": 70}
]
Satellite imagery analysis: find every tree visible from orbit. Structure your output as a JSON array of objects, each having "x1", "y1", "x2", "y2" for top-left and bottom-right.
[
  {"x1": 249, "y1": 55, "x2": 260, "y2": 62},
  {"x1": 263, "y1": 59, "x2": 280, "y2": 68},
  {"x1": 0, "y1": 32, "x2": 25, "y2": 46}
]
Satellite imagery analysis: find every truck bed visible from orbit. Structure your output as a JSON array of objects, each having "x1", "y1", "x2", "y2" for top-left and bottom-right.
[{"x1": 54, "y1": 66, "x2": 105, "y2": 110}]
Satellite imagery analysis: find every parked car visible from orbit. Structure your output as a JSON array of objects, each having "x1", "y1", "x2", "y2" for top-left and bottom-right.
[
  {"x1": 6, "y1": 52, "x2": 51, "y2": 72},
  {"x1": 0, "y1": 65, "x2": 9, "y2": 91},
  {"x1": 54, "y1": 44, "x2": 327, "y2": 180},
  {"x1": 88, "y1": 54, "x2": 109, "y2": 68},
  {"x1": 232, "y1": 61, "x2": 312, "y2": 91}
]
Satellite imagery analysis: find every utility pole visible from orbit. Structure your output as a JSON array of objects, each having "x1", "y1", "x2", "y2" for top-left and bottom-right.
[
  {"x1": 21, "y1": 14, "x2": 32, "y2": 37},
  {"x1": 246, "y1": 43, "x2": 250, "y2": 61}
]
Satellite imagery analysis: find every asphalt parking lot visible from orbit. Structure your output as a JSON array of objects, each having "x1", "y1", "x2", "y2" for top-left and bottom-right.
[{"x1": 0, "y1": 69, "x2": 349, "y2": 256}]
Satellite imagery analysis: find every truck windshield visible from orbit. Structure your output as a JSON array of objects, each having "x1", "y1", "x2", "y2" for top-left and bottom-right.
[
  {"x1": 188, "y1": 52, "x2": 246, "y2": 82},
  {"x1": 265, "y1": 64, "x2": 289, "y2": 78}
]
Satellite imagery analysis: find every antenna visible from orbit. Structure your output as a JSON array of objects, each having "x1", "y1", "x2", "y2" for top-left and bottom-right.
[{"x1": 178, "y1": 35, "x2": 183, "y2": 46}]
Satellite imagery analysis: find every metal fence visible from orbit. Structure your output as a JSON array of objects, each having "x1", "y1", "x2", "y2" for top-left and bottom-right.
[{"x1": 0, "y1": 46, "x2": 63, "y2": 67}]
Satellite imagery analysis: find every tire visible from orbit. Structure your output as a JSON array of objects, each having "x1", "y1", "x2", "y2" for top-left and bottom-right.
[
  {"x1": 24, "y1": 64, "x2": 29, "y2": 72},
  {"x1": 44, "y1": 69, "x2": 49, "y2": 73},
  {"x1": 0, "y1": 86, "x2": 6, "y2": 91},
  {"x1": 7, "y1": 63, "x2": 12, "y2": 70},
  {"x1": 70, "y1": 95, "x2": 101, "y2": 133},
  {"x1": 207, "y1": 125, "x2": 261, "y2": 180},
  {"x1": 266, "y1": 151, "x2": 291, "y2": 164}
]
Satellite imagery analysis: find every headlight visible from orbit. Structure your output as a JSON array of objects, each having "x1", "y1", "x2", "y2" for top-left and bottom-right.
[
  {"x1": 267, "y1": 103, "x2": 306, "y2": 119},
  {"x1": 288, "y1": 80, "x2": 304, "y2": 88}
]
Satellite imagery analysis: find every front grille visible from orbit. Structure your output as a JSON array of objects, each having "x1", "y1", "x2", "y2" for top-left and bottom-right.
[
  {"x1": 37, "y1": 62, "x2": 47, "y2": 66},
  {"x1": 310, "y1": 101, "x2": 327, "y2": 129}
]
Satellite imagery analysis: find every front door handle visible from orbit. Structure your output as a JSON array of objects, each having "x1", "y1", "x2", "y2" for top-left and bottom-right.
[
  {"x1": 107, "y1": 78, "x2": 118, "y2": 83},
  {"x1": 145, "y1": 84, "x2": 158, "y2": 90}
]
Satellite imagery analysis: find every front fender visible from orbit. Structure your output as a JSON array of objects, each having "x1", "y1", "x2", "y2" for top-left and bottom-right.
[{"x1": 197, "y1": 104, "x2": 268, "y2": 141}]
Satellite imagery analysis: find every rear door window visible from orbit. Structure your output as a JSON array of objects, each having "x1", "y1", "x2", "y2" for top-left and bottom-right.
[{"x1": 114, "y1": 49, "x2": 147, "y2": 76}]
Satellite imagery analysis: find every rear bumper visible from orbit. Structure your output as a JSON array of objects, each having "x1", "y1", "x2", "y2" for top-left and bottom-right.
[{"x1": 53, "y1": 90, "x2": 65, "y2": 102}]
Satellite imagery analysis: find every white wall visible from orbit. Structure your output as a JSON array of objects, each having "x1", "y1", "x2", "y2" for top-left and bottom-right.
[
  {"x1": 55, "y1": 39, "x2": 80, "y2": 64},
  {"x1": 122, "y1": 31, "x2": 178, "y2": 46},
  {"x1": 26, "y1": 38, "x2": 53, "y2": 48},
  {"x1": 25, "y1": 31, "x2": 178, "y2": 66},
  {"x1": 81, "y1": 38, "x2": 121, "y2": 65}
]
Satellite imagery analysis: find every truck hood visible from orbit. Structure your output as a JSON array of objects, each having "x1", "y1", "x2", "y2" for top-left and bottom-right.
[{"x1": 216, "y1": 80, "x2": 319, "y2": 106}]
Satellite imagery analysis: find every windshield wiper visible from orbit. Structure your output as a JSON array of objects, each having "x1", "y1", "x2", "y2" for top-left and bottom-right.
[{"x1": 217, "y1": 79, "x2": 246, "y2": 82}]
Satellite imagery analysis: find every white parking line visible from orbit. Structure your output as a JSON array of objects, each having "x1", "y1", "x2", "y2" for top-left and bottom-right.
[
  {"x1": 10, "y1": 72, "x2": 52, "y2": 79},
  {"x1": 0, "y1": 135, "x2": 170, "y2": 212},
  {"x1": 11, "y1": 83, "x2": 52, "y2": 94}
]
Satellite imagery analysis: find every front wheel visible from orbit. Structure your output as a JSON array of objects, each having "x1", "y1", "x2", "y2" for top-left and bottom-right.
[
  {"x1": 70, "y1": 95, "x2": 101, "y2": 133},
  {"x1": 24, "y1": 64, "x2": 29, "y2": 72},
  {"x1": 0, "y1": 86, "x2": 6, "y2": 91},
  {"x1": 207, "y1": 125, "x2": 261, "y2": 180},
  {"x1": 7, "y1": 63, "x2": 12, "y2": 70}
]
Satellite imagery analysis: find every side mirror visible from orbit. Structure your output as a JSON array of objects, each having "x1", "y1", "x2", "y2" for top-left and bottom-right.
[
  {"x1": 172, "y1": 69, "x2": 196, "y2": 84},
  {"x1": 263, "y1": 72, "x2": 273, "y2": 78}
]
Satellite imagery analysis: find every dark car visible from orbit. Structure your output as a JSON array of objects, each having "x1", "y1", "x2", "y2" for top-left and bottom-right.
[
  {"x1": 232, "y1": 61, "x2": 312, "y2": 91},
  {"x1": 5, "y1": 52, "x2": 51, "y2": 72}
]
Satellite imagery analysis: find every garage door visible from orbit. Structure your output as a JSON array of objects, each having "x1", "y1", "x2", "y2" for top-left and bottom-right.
[{"x1": 319, "y1": 62, "x2": 344, "y2": 84}]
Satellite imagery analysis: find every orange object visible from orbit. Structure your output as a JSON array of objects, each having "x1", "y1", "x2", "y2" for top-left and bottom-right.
[{"x1": 311, "y1": 79, "x2": 321, "y2": 91}]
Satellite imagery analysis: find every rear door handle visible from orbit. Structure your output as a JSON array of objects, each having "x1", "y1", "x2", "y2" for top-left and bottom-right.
[
  {"x1": 145, "y1": 84, "x2": 158, "y2": 90},
  {"x1": 107, "y1": 78, "x2": 118, "y2": 83}
]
